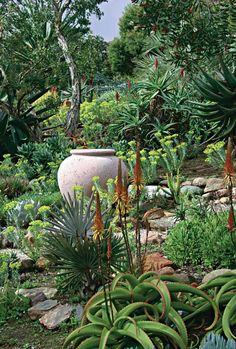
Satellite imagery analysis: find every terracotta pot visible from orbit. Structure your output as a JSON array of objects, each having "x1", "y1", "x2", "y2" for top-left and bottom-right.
[{"x1": 57, "y1": 149, "x2": 127, "y2": 199}]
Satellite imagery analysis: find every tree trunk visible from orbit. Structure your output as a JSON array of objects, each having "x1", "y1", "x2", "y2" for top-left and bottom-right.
[{"x1": 55, "y1": 22, "x2": 80, "y2": 136}]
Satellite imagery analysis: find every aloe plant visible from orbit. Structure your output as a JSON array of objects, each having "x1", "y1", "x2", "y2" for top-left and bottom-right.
[
  {"x1": 0, "y1": 88, "x2": 59, "y2": 155},
  {"x1": 193, "y1": 60, "x2": 236, "y2": 139},
  {"x1": 63, "y1": 272, "x2": 221, "y2": 349}
]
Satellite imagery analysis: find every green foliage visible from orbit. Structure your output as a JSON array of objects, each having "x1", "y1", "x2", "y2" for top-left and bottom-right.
[
  {"x1": 117, "y1": 140, "x2": 160, "y2": 184},
  {"x1": 193, "y1": 60, "x2": 236, "y2": 139},
  {"x1": 0, "y1": 89, "x2": 60, "y2": 155},
  {"x1": 200, "y1": 333, "x2": 236, "y2": 349},
  {"x1": 80, "y1": 98, "x2": 123, "y2": 148},
  {"x1": 0, "y1": 176, "x2": 29, "y2": 199},
  {"x1": 108, "y1": 5, "x2": 147, "y2": 75},
  {"x1": 17, "y1": 134, "x2": 71, "y2": 180},
  {"x1": 43, "y1": 193, "x2": 126, "y2": 295},
  {"x1": 64, "y1": 271, "x2": 236, "y2": 348},
  {"x1": 129, "y1": 1, "x2": 232, "y2": 70},
  {"x1": 0, "y1": 253, "x2": 30, "y2": 324},
  {"x1": 164, "y1": 211, "x2": 236, "y2": 268},
  {"x1": 204, "y1": 141, "x2": 226, "y2": 170}
]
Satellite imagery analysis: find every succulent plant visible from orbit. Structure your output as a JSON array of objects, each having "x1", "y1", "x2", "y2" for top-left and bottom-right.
[{"x1": 194, "y1": 60, "x2": 236, "y2": 139}]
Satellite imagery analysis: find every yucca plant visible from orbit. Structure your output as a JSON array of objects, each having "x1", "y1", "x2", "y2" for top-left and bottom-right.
[
  {"x1": 63, "y1": 272, "x2": 221, "y2": 349},
  {"x1": 193, "y1": 60, "x2": 236, "y2": 139}
]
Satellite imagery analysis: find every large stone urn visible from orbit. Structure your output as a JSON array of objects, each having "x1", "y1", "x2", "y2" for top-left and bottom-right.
[{"x1": 57, "y1": 149, "x2": 127, "y2": 199}]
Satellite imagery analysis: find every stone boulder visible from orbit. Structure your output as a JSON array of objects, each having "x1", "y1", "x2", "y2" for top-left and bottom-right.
[
  {"x1": 28, "y1": 300, "x2": 58, "y2": 320},
  {"x1": 17, "y1": 287, "x2": 58, "y2": 300},
  {"x1": 192, "y1": 177, "x2": 207, "y2": 187},
  {"x1": 180, "y1": 185, "x2": 203, "y2": 196},
  {"x1": 202, "y1": 269, "x2": 233, "y2": 284},
  {"x1": 0, "y1": 249, "x2": 34, "y2": 271},
  {"x1": 39, "y1": 304, "x2": 74, "y2": 329},
  {"x1": 204, "y1": 178, "x2": 225, "y2": 193}
]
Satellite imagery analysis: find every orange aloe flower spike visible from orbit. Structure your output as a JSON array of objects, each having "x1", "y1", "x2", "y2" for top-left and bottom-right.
[
  {"x1": 93, "y1": 191, "x2": 104, "y2": 241},
  {"x1": 133, "y1": 142, "x2": 143, "y2": 190},
  {"x1": 224, "y1": 137, "x2": 234, "y2": 177}
]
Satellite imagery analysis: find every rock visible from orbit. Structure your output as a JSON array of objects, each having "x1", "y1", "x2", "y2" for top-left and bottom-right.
[
  {"x1": 75, "y1": 304, "x2": 84, "y2": 321},
  {"x1": 215, "y1": 189, "x2": 228, "y2": 198},
  {"x1": 157, "y1": 188, "x2": 172, "y2": 198},
  {"x1": 143, "y1": 253, "x2": 173, "y2": 272},
  {"x1": 143, "y1": 208, "x2": 165, "y2": 221},
  {"x1": 140, "y1": 231, "x2": 160, "y2": 244},
  {"x1": 28, "y1": 300, "x2": 58, "y2": 320},
  {"x1": 220, "y1": 197, "x2": 229, "y2": 204},
  {"x1": 192, "y1": 177, "x2": 207, "y2": 187},
  {"x1": 163, "y1": 211, "x2": 175, "y2": 218},
  {"x1": 35, "y1": 256, "x2": 49, "y2": 270},
  {"x1": 181, "y1": 180, "x2": 192, "y2": 187},
  {"x1": 204, "y1": 178, "x2": 225, "y2": 193},
  {"x1": 202, "y1": 192, "x2": 214, "y2": 201},
  {"x1": 39, "y1": 304, "x2": 73, "y2": 330},
  {"x1": 144, "y1": 185, "x2": 159, "y2": 198},
  {"x1": 149, "y1": 217, "x2": 176, "y2": 231},
  {"x1": 180, "y1": 185, "x2": 203, "y2": 196},
  {"x1": 31, "y1": 292, "x2": 47, "y2": 306},
  {"x1": 202, "y1": 269, "x2": 232, "y2": 284},
  {"x1": 158, "y1": 267, "x2": 175, "y2": 275},
  {"x1": 159, "y1": 179, "x2": 168, "y2": 186},
  {"x1": 0, "y1": 249, "x2": 34, "y2": 271},
  {"x1": 174, "y1": 273, "x2": 191, "y2": 284},
  {"x1": 17, "y1": 287, "x2": 58, "y2": 300}
]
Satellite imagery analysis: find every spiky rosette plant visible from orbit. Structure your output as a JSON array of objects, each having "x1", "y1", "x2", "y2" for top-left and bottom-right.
[
  {"x1": 63, "y1": 272, "x2": 222, "y2": 349},
  {"x1": 194, "y1": 60, "x2": 236, "y2": 139}
]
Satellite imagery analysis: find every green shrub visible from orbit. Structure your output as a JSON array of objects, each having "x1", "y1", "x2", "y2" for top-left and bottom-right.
[
  {"x1": 164, "y1": 212, "x2": 236, "y2": 268},
  {"x1": 80, "y1": 98, "x2": 123, "y2": 148}
]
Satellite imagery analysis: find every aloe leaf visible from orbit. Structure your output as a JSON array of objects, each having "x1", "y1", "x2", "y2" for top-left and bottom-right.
[{"x1": 222, "y1": 294, "x2": 236, "y2": 339}]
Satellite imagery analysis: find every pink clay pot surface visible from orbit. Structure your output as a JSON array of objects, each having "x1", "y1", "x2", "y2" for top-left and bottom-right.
[{"x1": 57, "y1": 149, "x2": 128, "y2": 198}]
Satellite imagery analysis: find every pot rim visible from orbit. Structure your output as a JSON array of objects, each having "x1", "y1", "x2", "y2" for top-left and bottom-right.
[{"x1": 70, "y1": 149, "x2": 115, "y2": 156}]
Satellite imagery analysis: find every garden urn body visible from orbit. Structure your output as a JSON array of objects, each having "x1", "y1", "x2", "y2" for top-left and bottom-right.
[{"x1": 57, "y1": 149, "x2": 127, "y2": 199}]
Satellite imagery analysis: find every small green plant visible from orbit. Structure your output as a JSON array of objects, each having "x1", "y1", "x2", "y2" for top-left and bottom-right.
[
  {"x1": 164, "y1": 211, "x2": 236, "y2": 268},
  {"x1": 204, "y1": 141, "x2": 226, "y2": 170}
]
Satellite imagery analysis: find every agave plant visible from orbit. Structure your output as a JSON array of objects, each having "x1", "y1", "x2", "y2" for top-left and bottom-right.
[
  {"x1": 63, "y1": 272, "x2": 220, "y2": 349},
  {"x1": 193, "y1": 60, "x2": 236, "y2": 139}
]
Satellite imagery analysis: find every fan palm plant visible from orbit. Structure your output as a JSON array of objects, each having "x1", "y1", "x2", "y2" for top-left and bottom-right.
[{"x1": 43, "y1": 192, "x2": 127, "y2": 296}]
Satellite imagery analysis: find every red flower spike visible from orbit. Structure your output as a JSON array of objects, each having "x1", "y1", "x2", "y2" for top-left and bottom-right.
[
  {"x1": 225, "y1": 208, "x2": 236, "y2": 233},
  {"x1": 93, "y1": 192, "x2": 104, "y2": 241},
  {"x1": 115, "y1": 159, "x2": 123, "y2": 198},
  {"x1": 128, "y1": 80, "x2": 131, "y2": 90},
  {"x1": 224, "y1": 137, "x2": 234, "y2": 177},
  {"x1": 133, "y1": 142, "x2": 143, "y2": 190},
  {"x1": 82, "y1": 74, "x2": 86, "y2": 81},
  {"x1": 152, "y1": 24, "x2": 157, "y2": 33},
  {"x1": 180, "y1": 68, "x2": 185, "y2": 77},
  {"x1": 116, "y1": 91, "x2": 119, "y2": 103},
  {"x1": 154, "y1": 58, "x2": 158, "y2": 70},
  {"x1": 51, "y1": 86, "x2": 57, "y2": 96},
  {"x1": 107, "y1": 232, "x2": 112, "y2": 259},
  {"x1": 90, "y1": 76, "x2": 94, "y2": 86}
]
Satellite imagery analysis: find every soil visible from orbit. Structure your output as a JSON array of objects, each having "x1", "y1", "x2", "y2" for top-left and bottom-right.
[{"x1": 0, "y1": 316, "x2": 68, "y2": 349}]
